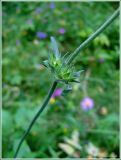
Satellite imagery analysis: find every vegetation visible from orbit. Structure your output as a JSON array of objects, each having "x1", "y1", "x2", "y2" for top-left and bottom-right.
[{"x1": 2, "y1": 2, "x2": 119, "y2": 158}]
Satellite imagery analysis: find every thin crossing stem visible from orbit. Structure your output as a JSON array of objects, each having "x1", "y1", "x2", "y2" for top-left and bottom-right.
[
  {"x1": 67, "y1": 7, "x2": 119, "y2": 64},
  {"x1": 14, "y1": 81, "x2": 58, "y2": 158}
]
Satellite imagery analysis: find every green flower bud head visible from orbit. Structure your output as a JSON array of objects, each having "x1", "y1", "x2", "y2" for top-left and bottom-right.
[{"x1": 41, "y1": 37, "x2": 84, "y2": 83}]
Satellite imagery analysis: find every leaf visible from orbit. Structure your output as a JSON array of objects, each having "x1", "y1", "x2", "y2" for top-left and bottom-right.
[
  {"x1": 50, "y1": 36, "x2": 60, "y2": 60},
  {"x1": 41, "y1": 60, "x2": 49, "y2": 67},
  {"x1": 73, "y1": 70, "x2": 84, "y2": 77},
  {"x1": 70, "y1": 79, "x2": 80, "y2": 83},
  {"x1": 61, "y1": 84, "x2": 72, "y2": 96}
]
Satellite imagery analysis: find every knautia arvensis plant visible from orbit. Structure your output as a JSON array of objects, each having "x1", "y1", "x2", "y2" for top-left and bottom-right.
[{"x1": 14, "y1": 8, "x2": 119, "y2": 158}]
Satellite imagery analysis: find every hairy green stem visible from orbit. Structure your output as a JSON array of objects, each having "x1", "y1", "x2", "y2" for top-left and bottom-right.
[
  {"x1": 14, "y1": 81, "x2": 58, "y2": 158},
  {"x1": 67, "y1": 7, "x2": 119, "y2": 64}
]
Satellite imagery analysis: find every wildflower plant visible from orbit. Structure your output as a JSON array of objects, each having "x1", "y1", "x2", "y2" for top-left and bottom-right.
[
  {"x1": 42, "y1": 36, "x2": 83, "y2": 94},
  {"x1": 14, "y1": 8, "x2": 119, "y2": 158}
]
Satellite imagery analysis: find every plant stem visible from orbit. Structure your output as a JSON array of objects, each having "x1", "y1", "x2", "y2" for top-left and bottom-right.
[
  {"x1": 14, "y1": 7, "x2": 119, "y2": 158},
  {"x1": 14, "y1": 81, "x2": 58, "y2": 158},
  {"x1": 67, "y1": 7, "x2": 119, "y2": 64}
]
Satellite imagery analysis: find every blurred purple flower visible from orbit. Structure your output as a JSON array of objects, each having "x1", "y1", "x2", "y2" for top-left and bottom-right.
[
  {"x1": 52, "y1": 88, "x2": 62, "y2": 98},
  {"x1": 58, "y1": 28, "x2": 66, "y2": 34},
  {"x1": 49, "y1": 2, "x2": 55, "y2": 9},
  {"x1": 99, "y1": 58, "x2": 106, "y2": 63},
  {"x1": 80, "y1": 97, "x2": 94, "y2": 111},
  {"x1": 35, "y1": 7, "x2": 43, "y2": 13},
  {"x1": 16, "y1": 40, "x2": 20, "y2": 46},
  {"x1": 36, "y1": 32, "x2": 47, "y2": 39}
]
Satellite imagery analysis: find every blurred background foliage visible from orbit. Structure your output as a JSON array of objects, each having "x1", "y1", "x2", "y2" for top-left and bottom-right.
[{"x1": 2, "y1": 1, "x2": 119, "y2": 158}]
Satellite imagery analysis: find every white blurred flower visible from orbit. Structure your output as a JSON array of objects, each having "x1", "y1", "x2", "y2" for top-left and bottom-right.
[
  {"x1": 64, "y1": 130, "x2": 82, "y2": 150},
  {"x1": 59, "y1": 143, "x2": 75, "y2": 156},
  {"x1": 86, "y1": 142, "x2": 99, "y2": 157},
  {"x1": 58, "y1": 130, "x2": 82, "y2": 157},
  {"x1": 33, "y1": 39, "x2": 39, "y2": 45},
  {"x1": 110, "y1": 152, "x2": 117, "y2": 158}
]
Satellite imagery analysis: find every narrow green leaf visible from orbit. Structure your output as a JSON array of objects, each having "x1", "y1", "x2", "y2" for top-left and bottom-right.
[
  {"x1": 41, "y1": 60, "x2": 49, "y2": 67},
  {"x1": 70, "y1": 79, "x2": 80, "y2": 83},
  {"x1": 73, "y1": 70, "x2": 84, "y2": 77},
  {"x1": 51, "y1": 36, "x2": 60, "y2": 60},
  {"x1": 61, "y1": 84, "x2": 72, "y2": 96}
]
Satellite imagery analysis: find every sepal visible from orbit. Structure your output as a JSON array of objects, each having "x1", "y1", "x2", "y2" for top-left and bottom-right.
[{"x1": 51, "y1": 36, "x2": 61, "y2": 60}]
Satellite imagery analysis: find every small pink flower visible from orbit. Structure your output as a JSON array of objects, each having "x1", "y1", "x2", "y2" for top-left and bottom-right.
[
  {"x1": 58, "y1": 28, "x2": 66, "y2": 34},
  {"x1": 80, "y1": 97, "x2": 94, "y2": 111},
  {"x1": 52, "y1": 88, "x2": 62, "y2": 98}
]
